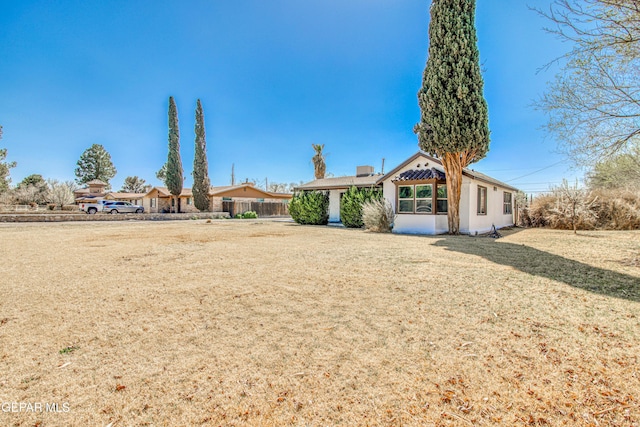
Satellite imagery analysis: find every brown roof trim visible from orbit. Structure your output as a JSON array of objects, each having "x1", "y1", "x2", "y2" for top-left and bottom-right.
[
  {"x1": 209, "y1": 183, "x2": 292, "y2": 199},
  {"x1": 294, "y1": 185, "x2": 377, "y2": 191},
  {"x1": 144, "y1": 184, "x2": 291, "y2": 199}
]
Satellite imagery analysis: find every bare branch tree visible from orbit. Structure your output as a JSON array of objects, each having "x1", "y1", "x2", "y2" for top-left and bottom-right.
[
  {"x1": 536, "y1": 0, "x2": 640, "y2": 164},
  {"x1": 46, "y1": 180, "x2": 77, "y2": 208}
]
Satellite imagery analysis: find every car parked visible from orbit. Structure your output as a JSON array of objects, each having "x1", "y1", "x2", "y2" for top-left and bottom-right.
[
  {"x1": 79, "y1": 199, "x2": 112, "y2": 214},
  {"x1": 103, "y1": 201, "x2": 144, "y2": 214}
]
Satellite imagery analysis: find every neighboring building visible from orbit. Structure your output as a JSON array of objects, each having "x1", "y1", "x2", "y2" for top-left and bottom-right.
[
  {"x1": 75, "y1": 181, "x2": 145, "y2": 206},
  {"x1": 103, "y1": 192, "x2": 145, "y2": 205},
  {"x1": 296, "y1": 152, "x2": 518, "y2": 235},
  {"x1": 74, "y1": 179, "x2": 108, "y2": 203},
  {"x1": 142, "y1": 183, "x2": 292, "y2": 214},
  {"x1": 209, "y1": 184, "x2": 291, "y2": 212}
]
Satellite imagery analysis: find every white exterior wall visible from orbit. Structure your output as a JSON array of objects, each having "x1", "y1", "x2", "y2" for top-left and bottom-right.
[
  {"x1": 465, "y1": 181, "x2": 515, "y2": 234},
  {"x1": 328, "y1": 189, "x2": 345, "y2": 223}
]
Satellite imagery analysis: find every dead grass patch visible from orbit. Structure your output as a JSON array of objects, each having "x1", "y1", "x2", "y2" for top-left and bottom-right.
[{"x1": 0, "y1": 221, "x2": 639, "y2": 426}]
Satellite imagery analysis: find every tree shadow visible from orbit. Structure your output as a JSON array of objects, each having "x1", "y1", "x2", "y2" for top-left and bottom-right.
[{"x1": 432, "y1": 235, "x2": 640, "y2": 302}]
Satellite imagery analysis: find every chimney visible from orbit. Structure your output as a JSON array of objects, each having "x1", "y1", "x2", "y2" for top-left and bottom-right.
[{"x1": 356, "y1": 165, "x2": 374, "y2": 177}]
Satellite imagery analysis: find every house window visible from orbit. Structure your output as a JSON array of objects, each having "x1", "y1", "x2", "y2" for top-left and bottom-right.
[
  {"x1": 397, "y1": 183, "x2": 445, "y2": 214},
  {"x1": 187, "y1": 197, "x2": 192, "y2": 205},
  {"x1": 151, "y1": 198, "x2": 156, "y2": 208},
  {"x1": 222, "y1": 197, "x2": 232, "y2": 201},
  {"x1": 398, "y1": 185, "x2": 414, "y2": 213},
  {"x1": 503, "y1": 192, "x2": 512, "y2": 214},
  {"x1": 256, "y1": 198, "x2": 264, "y2": 202},
  {"x1": 477, "y1": 186, "x2": 487, "y2": 215},
  {"x1": 437, "y1": 185, "x2": 448, "y2": 214},
  {"x1": 416, "y1": 184, "x2": 433, "y2": 213}
]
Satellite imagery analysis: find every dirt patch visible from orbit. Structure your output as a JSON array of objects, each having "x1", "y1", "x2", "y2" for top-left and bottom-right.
[{"x1": 0, "y1": 221, "x2": 639, "y2": 426}]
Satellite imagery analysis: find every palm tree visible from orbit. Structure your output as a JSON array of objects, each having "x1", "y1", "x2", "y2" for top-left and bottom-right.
[{"x1": 312, "y1": 144, "x2": 326, "y2": 180}]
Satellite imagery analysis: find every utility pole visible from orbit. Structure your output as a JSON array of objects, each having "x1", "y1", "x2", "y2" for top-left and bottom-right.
[
  {"x1": 381, "y1": 158, "x2": 385, "y2": 175},
  {"x1": 231, "y1": 163, "x2": 235, "y2": 185}
]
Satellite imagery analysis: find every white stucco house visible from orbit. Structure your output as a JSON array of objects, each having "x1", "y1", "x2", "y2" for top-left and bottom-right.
[{"x1": 296, "y1": 151, "x2": 519, "y2": 235}]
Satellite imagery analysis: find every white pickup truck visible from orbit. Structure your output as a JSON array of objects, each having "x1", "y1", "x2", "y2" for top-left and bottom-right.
[{"x1": 78, "y1": 200, "x2": 111, "y2": 214}]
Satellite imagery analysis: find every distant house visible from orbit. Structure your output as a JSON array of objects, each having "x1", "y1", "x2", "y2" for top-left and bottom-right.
[
  {"x1": 75, "y1": 181, "x2": 147, "y2": 205},
  {"x1": 143, "y1": 183, "x2": 292, "y2": 214},
  {"x1": 143, "y1": 187, "x2": 196, "y2": 213},
  {"x1": 296, "y1": 152, "x2": 518, "y2": 235},
  {"x1": 74, "y1": 179, "x2": 108, "y2": 203}
]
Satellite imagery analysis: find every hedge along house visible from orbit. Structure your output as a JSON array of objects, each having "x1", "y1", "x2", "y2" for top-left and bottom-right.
[
  {"x1": 295, "y1": 166, "x2": 381, "y2": 223},
  {"x1": 296, "y1": 152, "x2": 518, "y2": 235}
]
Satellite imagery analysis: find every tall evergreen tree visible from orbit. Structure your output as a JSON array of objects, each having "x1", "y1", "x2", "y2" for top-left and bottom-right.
[
  {"x1": 192, "y1": 99, "x2": 211, "y2": 211},
  {"x1": 165, "y1": 96, "x2": 183, "y2": 212},
  {"x1": 74, "y1": 143, "x2": 117, "y2": 189},
  {"x1": 414, "y1": 0, "x2": 490, "y2": 234}
]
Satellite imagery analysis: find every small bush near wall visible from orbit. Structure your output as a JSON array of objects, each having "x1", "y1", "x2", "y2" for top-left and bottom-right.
[
  {"x1": 362, "y1": 198, "x2": 394, "y2": 232},
  {"x1": 340, "y1": 186, "x2": 382, "y2": 228},
  {"x1": 234, "y1": 211, "x2": 259, "y2": 219},
  {"x1": 289, "y1": 191, "x2": 329, "y2": 225}
]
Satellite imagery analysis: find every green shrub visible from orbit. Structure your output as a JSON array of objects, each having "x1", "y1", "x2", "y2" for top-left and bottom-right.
[
  {"x1": 233, "y1": 211, "x2": 259, "y2": 219},
  {"x1": 289, "y1": 191, "x2": 329, "y2": 225},
  {"x1": 340, "y1": 186, "x2": 382, "y2": 228},
  {"x1": 362, "y1": 198, "x2": 394, "y2": 232}
]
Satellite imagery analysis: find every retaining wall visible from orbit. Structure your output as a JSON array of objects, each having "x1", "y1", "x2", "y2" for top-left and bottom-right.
[{"x1": 0, "y1": 212, "x2": 230, "y2": 223}]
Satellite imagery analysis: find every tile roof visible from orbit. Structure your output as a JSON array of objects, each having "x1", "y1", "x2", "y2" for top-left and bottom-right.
[
  {"x1": 105, "y1": 192, "x2": 145, "y2": 199},
  {"x1": 294, "y1": 175, "x2": 381, "y2": 190},
  {"x1": 393, "y1": 168, "x2": 445, "y2": 182},
  {"x1": 86, "y1": 179, "x2": 108, "y2": 185},
  {"x1": 150, "y1": 187, "x2": 193, "y2": 197}
]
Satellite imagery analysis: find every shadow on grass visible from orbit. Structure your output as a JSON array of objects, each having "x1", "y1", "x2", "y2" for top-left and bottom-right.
[{"x1": 432, "y1": 235, "x2": 640, "y2": 303}]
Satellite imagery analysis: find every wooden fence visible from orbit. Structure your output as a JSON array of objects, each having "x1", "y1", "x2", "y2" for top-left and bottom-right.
[{"x1": 222, "y1": 201, "x2": 289, "y2": 217}]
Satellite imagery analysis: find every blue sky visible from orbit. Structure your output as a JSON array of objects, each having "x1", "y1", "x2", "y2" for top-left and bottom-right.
[{"x1": 0, "y1": 0, "x2": 578, "y2": 194}]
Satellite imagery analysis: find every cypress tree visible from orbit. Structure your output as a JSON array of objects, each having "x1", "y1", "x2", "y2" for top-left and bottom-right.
[
  {"x1": 166, "y1": 96, "x2": 183, "y2": 212},
  {"x1": 414, "y1": 0, "x2": 490, "y2": 234},
  {"x1": 192, "y1": 99, "x2": 211, "y2": 211}
]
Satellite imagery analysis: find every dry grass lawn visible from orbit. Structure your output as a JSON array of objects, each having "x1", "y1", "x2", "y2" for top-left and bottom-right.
[{"x1": 0, "y1": 220, "x2": 639, "y2": 426}]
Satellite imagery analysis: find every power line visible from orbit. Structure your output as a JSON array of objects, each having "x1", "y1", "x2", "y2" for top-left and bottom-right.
[{"x1": 504, "y1": 160, "x2": 567, "y2": 182}]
